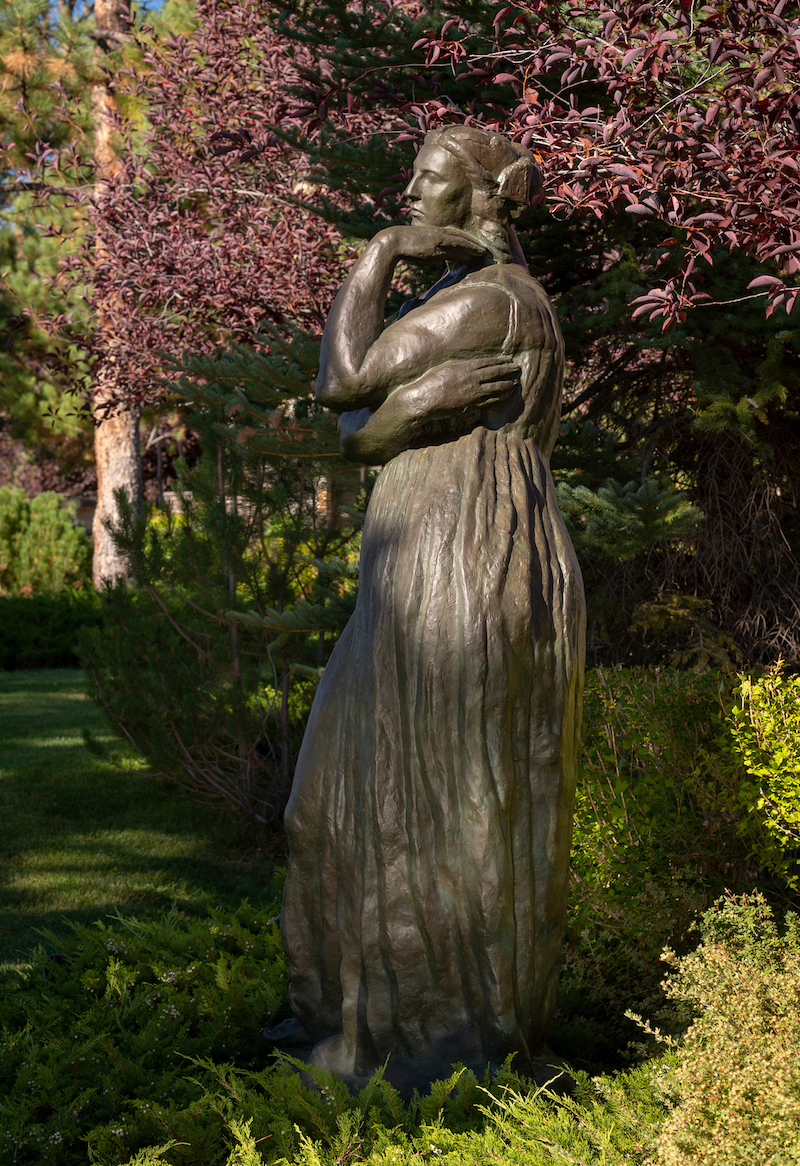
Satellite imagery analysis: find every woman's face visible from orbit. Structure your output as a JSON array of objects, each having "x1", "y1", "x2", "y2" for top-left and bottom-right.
[{"x1": 404, "y1": 144, "x2": 474, "y2": 230}]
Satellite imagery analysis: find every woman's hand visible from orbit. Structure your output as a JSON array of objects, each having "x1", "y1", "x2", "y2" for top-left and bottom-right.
[
  {"x1": 372, "y1": 224, "x2": 490, "y2": 265},
  {"x1": 398, "y1": 357, "x2": 521, "y2": 421},
  {"x1": 339, "y1": 357, "x2": 522, "y2": 465}
]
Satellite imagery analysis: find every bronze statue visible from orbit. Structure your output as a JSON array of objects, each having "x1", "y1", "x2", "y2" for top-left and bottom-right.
[{"x1": 279, "y1": 125, "x2": 586, "y2": 1087}]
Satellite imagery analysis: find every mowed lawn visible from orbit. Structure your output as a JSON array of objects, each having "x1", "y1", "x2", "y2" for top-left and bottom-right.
[{"x1": 0, "y1": 669, "x2": 280, "y2": 971}]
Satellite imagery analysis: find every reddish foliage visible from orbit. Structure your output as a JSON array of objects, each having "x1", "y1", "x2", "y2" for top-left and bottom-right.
[
  {"x1": 400, "y1": 0, "x2": 800, "y2": 328},
  {"x1": 32, "y1": 0, "x2": 800, "y2": 408},
  {"x1": 53, "y1": 0, "x2": 377, "y2": 408}
]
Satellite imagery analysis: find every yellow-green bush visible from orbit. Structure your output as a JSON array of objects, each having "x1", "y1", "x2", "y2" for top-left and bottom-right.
[
  {"x1": 562, "y1": 665, "x2": 800, "y2": 1054},
  {"x1": 728, "y1": 666, "x2": 800, "y2": 887},
  {"x1": 655, "y1": 892, "x2": 800, "y2": 1166}
]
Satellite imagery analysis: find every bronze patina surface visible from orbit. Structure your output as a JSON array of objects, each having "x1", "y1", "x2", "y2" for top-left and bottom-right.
[{"x1": 279, "y1": 126, "x2": 586, "y2": 1088}]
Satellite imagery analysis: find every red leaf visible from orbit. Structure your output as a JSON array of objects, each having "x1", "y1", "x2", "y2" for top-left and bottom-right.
[
  {"x1": 607, "y1": 163, "x2": 639, "y2": 180},
  {"x1": 769, "y1": 243, "x2": 800, "y2": 258},
  {"x1": 748, "y1": 275, "x2": 785, "y2": 289},
  {"x1": 621, "y1": 45, "x2": 646, "y2": 68}
]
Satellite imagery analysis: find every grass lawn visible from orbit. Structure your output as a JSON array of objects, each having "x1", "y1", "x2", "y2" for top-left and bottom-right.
[{"x1": 0, "y1": 668, "x2": 281, "y2": 971}]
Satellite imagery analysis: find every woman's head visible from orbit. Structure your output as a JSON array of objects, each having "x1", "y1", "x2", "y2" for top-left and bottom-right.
[{"x1": 405, "y1": 126, "x2": 542, "y2": 262}]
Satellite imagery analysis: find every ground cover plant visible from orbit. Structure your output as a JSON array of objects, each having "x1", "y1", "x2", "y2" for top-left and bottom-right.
[
  {"x1": 3, "y1": 886, "x2": 799, "y2": 1165},
  {"x1": 0, "y1": 890, "x2": 669, "y2": 1165},
  {"x1": 0, "y1": 669, "x2": 277, "y2": 972}
]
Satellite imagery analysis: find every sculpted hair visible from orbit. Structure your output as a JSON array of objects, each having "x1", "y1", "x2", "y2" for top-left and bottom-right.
[{"x1": 423, "y1": 125, "x2": 542, "y2": 262}]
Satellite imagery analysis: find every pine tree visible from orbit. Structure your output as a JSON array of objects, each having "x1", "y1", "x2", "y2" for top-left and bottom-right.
[
  {"x1": 0, "y1": 0, "x2": 96, "y2": 489},
  {"x1": 0, "y1": 0, "x2": 201, "y2": 555},
  {"x1": 82, "y1": 326, "x2": 364, "y2": 832}
]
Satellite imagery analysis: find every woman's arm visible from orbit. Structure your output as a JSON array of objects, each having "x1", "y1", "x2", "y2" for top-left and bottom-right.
[
  {"x1": 315, "y1": 233, "x2": 398, "y2": 411},
  {"x1": 338, "y1": 357, "x2": 522, "y2": 465},
  {"x1": 315, "y1": 225, "x2": 490, "y2": 412}
]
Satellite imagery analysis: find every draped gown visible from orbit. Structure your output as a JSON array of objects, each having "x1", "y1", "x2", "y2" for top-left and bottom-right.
[{"x1": 281, "y1": 261, "x2": 586, "y2": 1080}]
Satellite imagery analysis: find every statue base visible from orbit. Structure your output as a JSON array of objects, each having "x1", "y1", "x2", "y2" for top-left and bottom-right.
[{"x1": 262, "y1": 1019, "x2": 574, "y2": 1100}]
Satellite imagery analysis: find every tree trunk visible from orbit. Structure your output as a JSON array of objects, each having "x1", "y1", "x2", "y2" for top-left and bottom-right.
[
  {"x1": 90, "y1": 0, "x2": 141, "y2": 587},
  {"x1": 92, "y1": 405, "x2": 141, "y2": 582}
]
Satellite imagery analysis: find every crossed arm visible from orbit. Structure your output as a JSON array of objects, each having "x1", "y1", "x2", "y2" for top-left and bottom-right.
[
  {"x1": 316, "y1": 228, "x2": 519, "y2": 464},
  {"x1": 336, "y1": 356, "x2": 521, "y2": 464}
]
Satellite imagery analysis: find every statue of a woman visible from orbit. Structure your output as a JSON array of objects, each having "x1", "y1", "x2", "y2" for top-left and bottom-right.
[{"x1": 280, "y1": 126, "x2": 585, "y2": 1086}]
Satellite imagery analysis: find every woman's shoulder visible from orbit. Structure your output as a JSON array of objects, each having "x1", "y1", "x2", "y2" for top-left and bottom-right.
[
  {"x1": 466, "y1": 264, "x2": 559, "y2": 331},
  {"x1": 462, "y1": 262, "x2": 547, "y2": 297}
]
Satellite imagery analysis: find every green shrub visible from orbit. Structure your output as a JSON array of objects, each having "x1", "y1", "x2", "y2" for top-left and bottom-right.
[
  {"x1": 80, "y1": 474, "x2": 359, "y2": 835},
  {"x1": 560, "y1": 665, "x2": 800, "y2": 1057},
  {"x1": 728, "y1": 666, "x2": 800, "y2": 887},
  {"x1": 81, "y1": 338, "x2": 362, "y2": 835},
  {"x1": 0, "y1": 591, "x2": 101, "y2": 669},
  {"x1": 654, "y1": 892, "x2": 800, "y2": 1165},
  {"x1": 0, "y1": 486, "x2": 91, "y2": 596},
  {"x1": 0, "y1": 483, "x2": 29, "y2": 590},
  {"x1": 0, "y1": 895, "x2": 670, "y2": 1166}
]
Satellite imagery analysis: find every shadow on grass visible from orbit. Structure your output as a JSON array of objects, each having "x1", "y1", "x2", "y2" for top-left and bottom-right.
[{"x1": 0, "y1": 669, "x2": 283, "y2": 967}]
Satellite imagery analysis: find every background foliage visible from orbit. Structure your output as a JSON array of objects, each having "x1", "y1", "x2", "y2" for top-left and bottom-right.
[
  {"x1": 0, "y1": 485, "x2": 91, "y2": 595},
  {"x1": 562, "y1": 664, "x2": 800, "y2": 1059},
  {"x1": 259, "y1": 0, "x2": 800, "y2": 665},
  {"x1": 81, "y1": 333, "x2": 362, "y2": 832},
  {"x1": 4, "y1": 0, "x2": 799, "y2": 662}
]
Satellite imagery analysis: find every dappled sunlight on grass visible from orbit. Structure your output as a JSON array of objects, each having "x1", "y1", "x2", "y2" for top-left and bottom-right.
[
  {"x1": 2, "y1": 734, "x2": 140, "y2": 751},
  {"x1": 0, "y1": 669, "x2": 281, "y2": 971}
]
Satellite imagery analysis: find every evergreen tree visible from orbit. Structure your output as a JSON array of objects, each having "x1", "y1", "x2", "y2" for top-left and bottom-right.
[
  {"x1": 82, "y1": 327, "x2": 363, "y2": 831},
  {"x1": 0, "y1": 0, "x2": 96, "y2": 489},
  {"x1": 0, "y1": 484, "x2": 92, "y2": 593}
]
